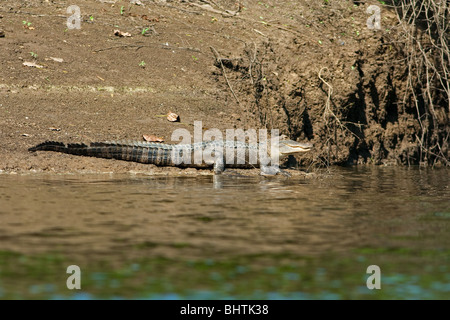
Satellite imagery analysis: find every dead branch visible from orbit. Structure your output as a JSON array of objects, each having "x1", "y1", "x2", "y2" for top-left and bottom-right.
[
  {"x1": 93, "y1": 43, "x2": 201, "y2": 53},
  {"x1": 210, "y1": 46, "x2": 240, "y2": 105}
]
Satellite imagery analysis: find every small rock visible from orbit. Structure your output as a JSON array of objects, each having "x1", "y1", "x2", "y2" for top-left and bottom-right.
[
  {"x1": 114, "y1": 29, "x2": 132, "y2": 37},
  {"x1": 0, "y1": 30, "x2": 5, "y2": 37},
  {"x1": 49, "y1": 57, "x2": 64, "y2": 63},
  {"x1": 23, "y1": 61, "x2": 44, "y2": 68}
]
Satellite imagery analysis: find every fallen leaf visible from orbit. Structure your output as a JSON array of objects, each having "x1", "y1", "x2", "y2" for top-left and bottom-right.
[
  {"x1": 49, "y1": 57, "x2": 64, "y2": 63},
  {"x1": 23, "y1": 61, "x2": 44, "y2": 68},
  {"x1": 167, "y1": 112, "x2": 180, "y2": 122},
  {"x1": 143, "y1": 134, "x2": 164, "y2": 142},
  {"x1": 114, "y1": 29, "x2": 132, "y2": 37}
]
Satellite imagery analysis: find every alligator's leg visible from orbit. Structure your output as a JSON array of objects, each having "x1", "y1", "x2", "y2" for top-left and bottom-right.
[
  {"x1": 221, "y1": 169, "x2": 246, "y2": 177},
  {"x1": 213, "y1": 155, "x2": 225, "y2": 174},
  {"x1": 260, "y1": 165, "x2": 291, "y2": 177},
  {"x1": 278, "y1": 170, "x2": 292, "y2": 177}
]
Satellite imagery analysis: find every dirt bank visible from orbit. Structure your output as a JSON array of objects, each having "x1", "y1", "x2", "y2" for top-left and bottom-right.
[{"x1": 0, "y1": 0, "x2": 448, "y2": 174}]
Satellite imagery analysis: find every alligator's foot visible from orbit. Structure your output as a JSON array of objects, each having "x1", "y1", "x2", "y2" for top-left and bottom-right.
[
  {"x1": 213, "y1": 155, "x2": 225, "y2": 175},
  {"x1": 278, "y1": 170, "x2": 292, "y2": 178},
  {"x1": 221, "y1": 170, "x2": 246, "y2": 177},
  {"x1": 260, "y1": 166, "x2": 291, "y2": 177}
]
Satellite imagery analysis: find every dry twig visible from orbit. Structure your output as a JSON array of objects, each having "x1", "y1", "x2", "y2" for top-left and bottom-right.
[{"x1": 210, "y1": 46, "x2": 240, "y2": 105}]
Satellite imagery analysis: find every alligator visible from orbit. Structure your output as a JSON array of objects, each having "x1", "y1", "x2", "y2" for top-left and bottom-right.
[{"x1": 28, "y1": 138, "x2": 313, "y2": 175}]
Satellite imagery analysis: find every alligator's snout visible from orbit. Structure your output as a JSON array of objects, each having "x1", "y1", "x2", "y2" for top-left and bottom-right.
[{"x1": 279, "y1": 140, "x2": 313, "y2": 155}]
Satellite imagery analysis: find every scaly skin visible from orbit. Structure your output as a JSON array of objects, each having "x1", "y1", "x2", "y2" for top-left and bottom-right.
[{"x1": 29, "y1": 139, "x2": 313, "y2": 175}]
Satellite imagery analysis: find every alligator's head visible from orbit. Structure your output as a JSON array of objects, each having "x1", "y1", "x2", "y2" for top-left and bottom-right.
[
  {"x1": 261, "y1": 135, "x2": 313, "y2": 159},
  {"x1": 278, "y1": 139, "x2": 313, "y2": 158}
]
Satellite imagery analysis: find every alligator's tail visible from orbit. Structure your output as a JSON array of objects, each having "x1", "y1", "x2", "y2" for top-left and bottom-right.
[
  {"x1": 28, "y1": 140, "x2": 169, "y2": 164},
  {"x1": 28, "y1": 141, "x2": 91, "y2": 155}
]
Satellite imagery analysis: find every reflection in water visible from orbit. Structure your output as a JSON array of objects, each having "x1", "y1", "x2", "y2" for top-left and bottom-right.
[{"x1": 0, "y1": 167, "x2": 449, "y2": 299}]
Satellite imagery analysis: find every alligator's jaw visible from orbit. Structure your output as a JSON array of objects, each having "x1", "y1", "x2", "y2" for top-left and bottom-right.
[{"x1": 278, "y1": 140, "x2": 313, "y2": 157}]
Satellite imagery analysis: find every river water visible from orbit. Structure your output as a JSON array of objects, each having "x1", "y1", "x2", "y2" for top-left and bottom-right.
[{"x1": 0, "y1": 167, "x2": 449, "y2": 299}]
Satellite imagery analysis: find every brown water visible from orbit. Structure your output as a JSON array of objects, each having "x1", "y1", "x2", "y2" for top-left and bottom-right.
[{"x1": 0, "y1": 167, "x2": 449, "y2": 299}]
